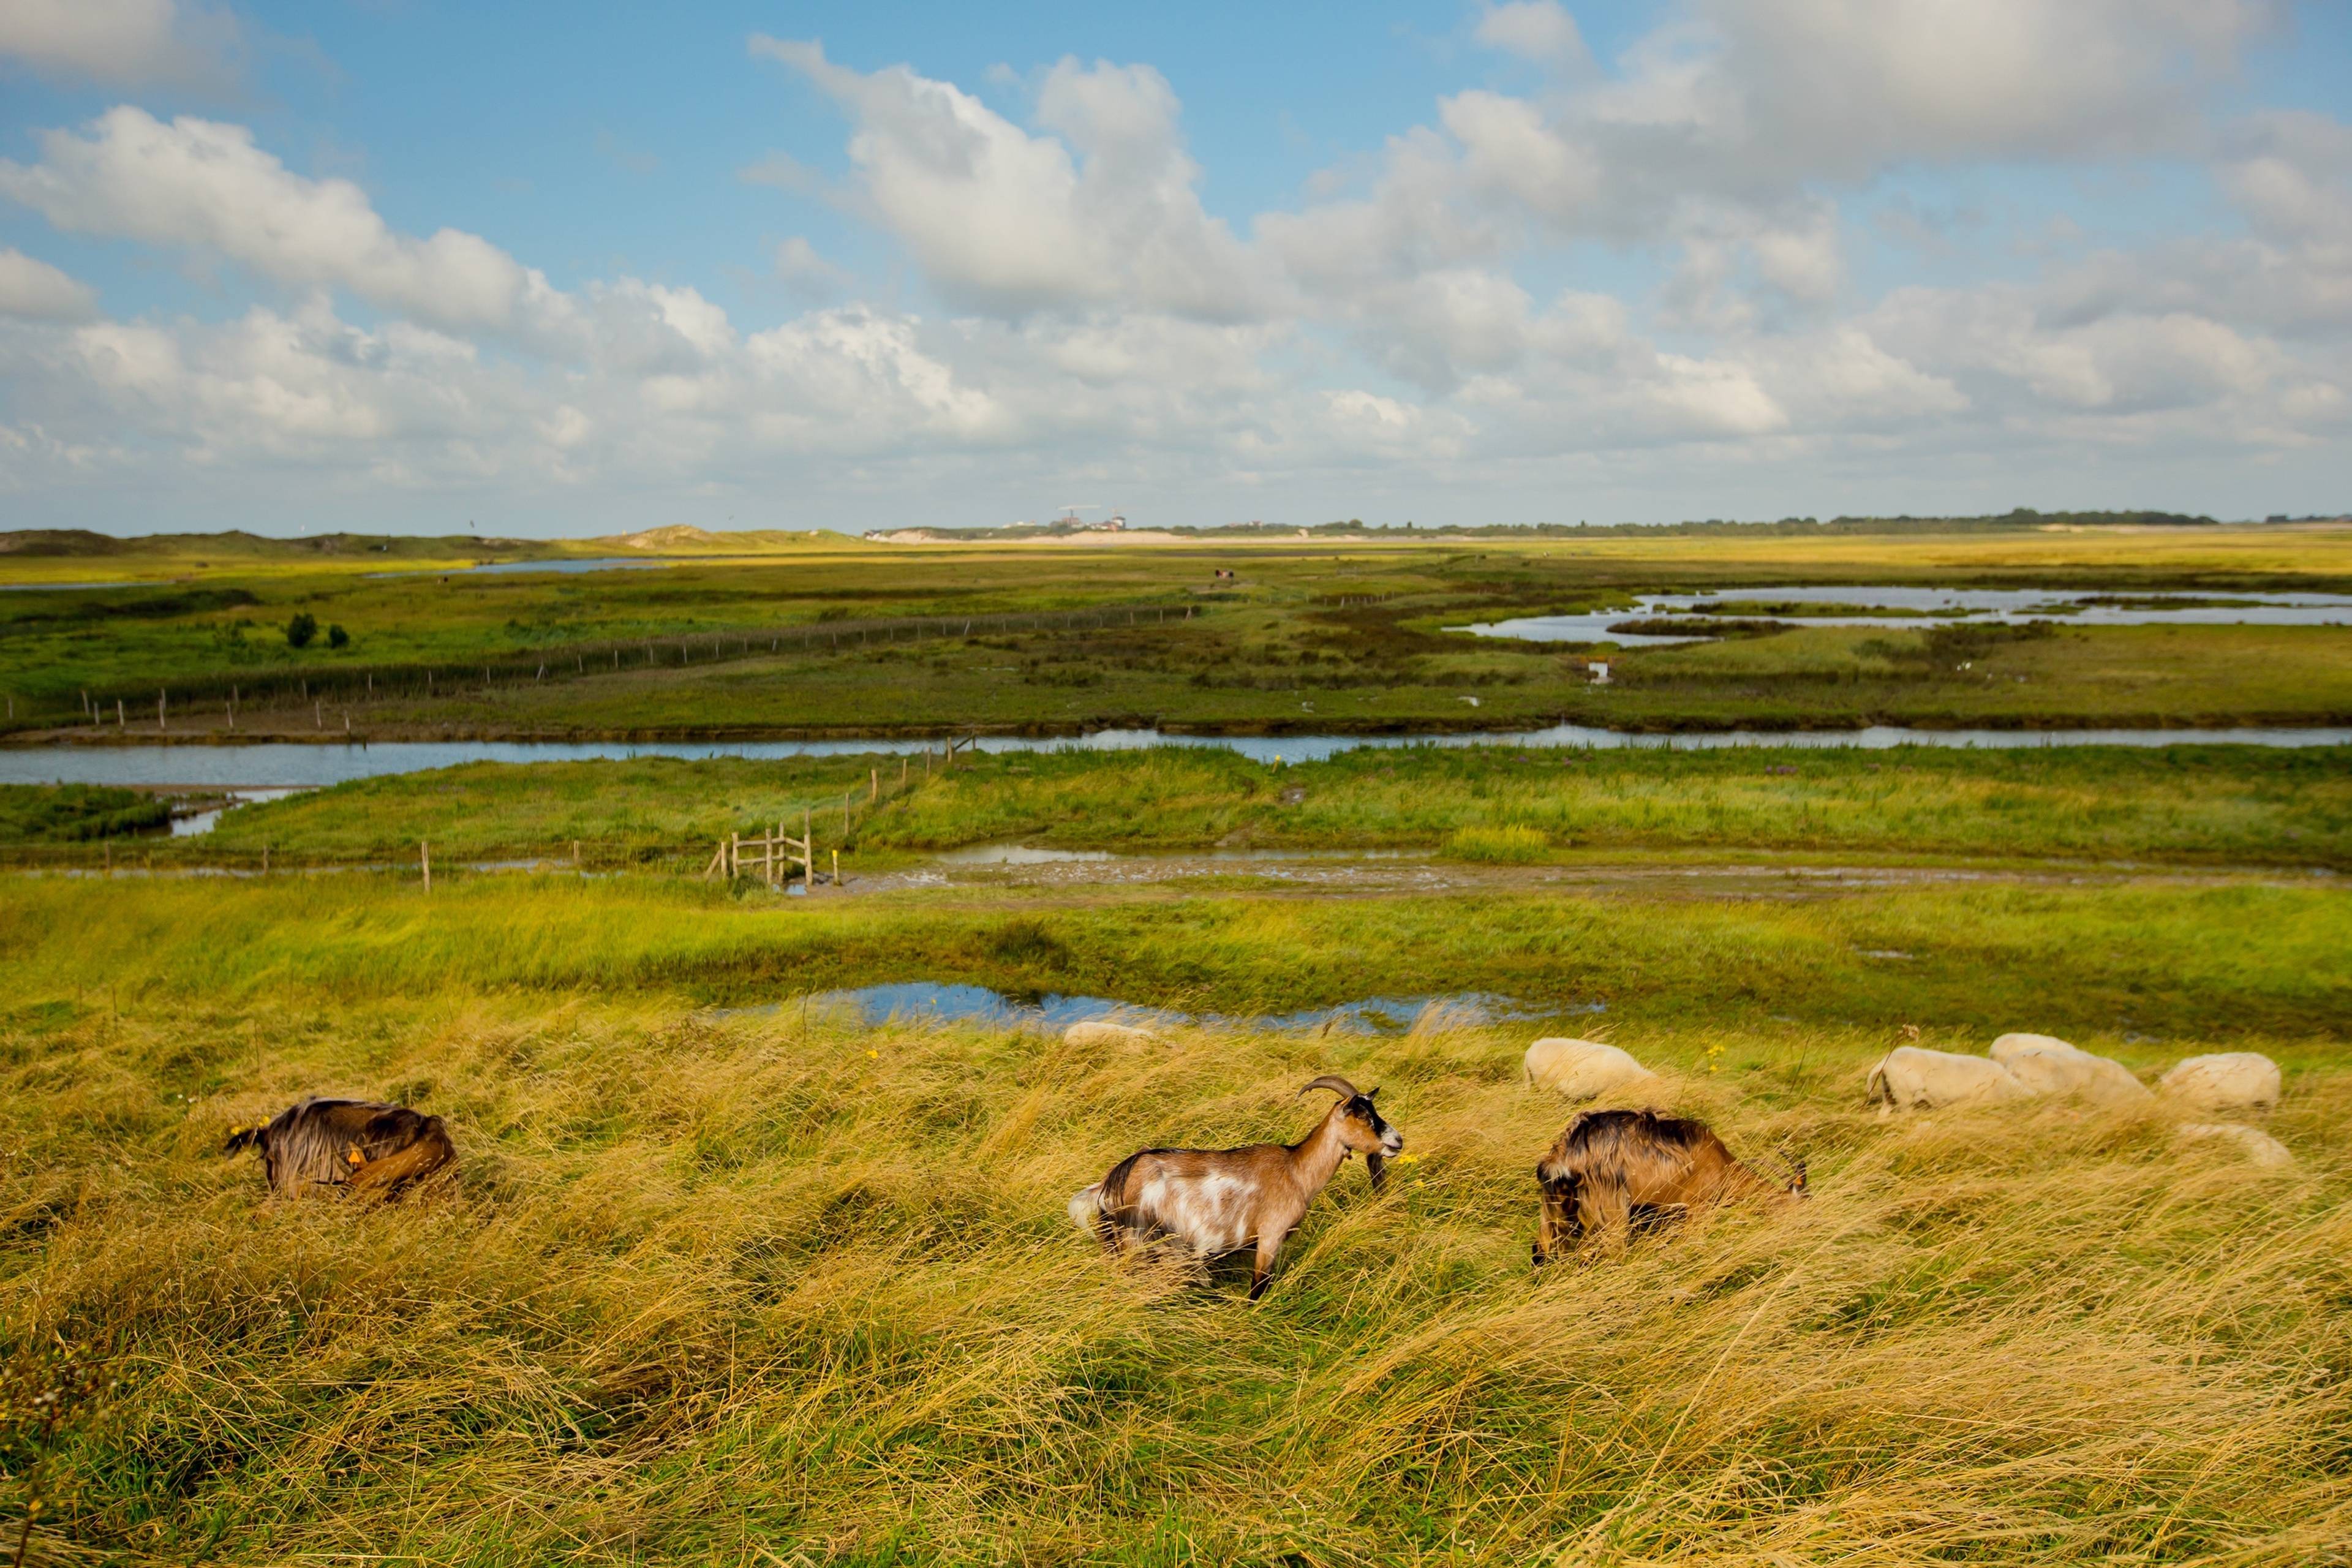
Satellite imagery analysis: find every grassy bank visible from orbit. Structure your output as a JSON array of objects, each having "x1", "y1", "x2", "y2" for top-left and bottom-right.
[
  {"x1": 864, "y1": 742, "x2": 2352, "y2": 869},
  {"x1": 8, "y1": 530, "x2": 2352, "y2": 741},
  {"x1": 4, "y1": 873, "x2": 2345, "y2": 1039},
  {"x1": 1, "y1": 873, "x2": 2346, "y2": 1562},
  {"x1": 53, "y1": 744, "x2": 2348, "y2": 871}
]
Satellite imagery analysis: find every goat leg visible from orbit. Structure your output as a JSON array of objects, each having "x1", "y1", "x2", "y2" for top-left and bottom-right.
[
  {"x1": 1248, "y1": 1232, "x2": 1282, "y2": 1300},
  {"x1": 1534, "y1": 1174, "x2": 1579, "y2": 1265}
]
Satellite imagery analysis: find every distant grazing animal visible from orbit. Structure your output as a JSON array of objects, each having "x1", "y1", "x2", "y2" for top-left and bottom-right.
[
  {"x1": 224, "y1": 1098, "x2": 456, "y2": 1198},
  {"x1": 1068, "y1": 1075, "x2": 1402, "y2": 1300},
  {"x1": 1533, "y1": 1109, "x2": 1803, "y2": 1263},
  {"x1": 1866, "y1": 1045, "x2": 2028, "y2": 1110},
  {"x1": 2174, "y1": 1122, "x2": 2294, "y2": 1169},
  {"x1": 2159, "y1": 1052, "x2": 2282, "y2": 1115},
  {"x1": 1989, "y1": 1033, "x2": 2150, "y2": 1106},
  {"x1": 1523, "y1": 1037, "x2": 1656, "y2": 1099}
]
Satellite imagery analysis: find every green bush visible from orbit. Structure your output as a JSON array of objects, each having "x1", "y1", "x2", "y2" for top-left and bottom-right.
[{"x1": 285, "y1": 612, "x2": 317, "y2": 649}]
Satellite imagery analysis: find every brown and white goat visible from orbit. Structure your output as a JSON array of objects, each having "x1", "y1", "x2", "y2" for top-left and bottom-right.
[
  {"x1": 1068, "y1": 1075, "x2": 1403, "y2": 1299},
  {"x1": 1532, "y1": 1109, "x2": 1803, "y2": 1263},
  {"x1": 224, "y1": 1098, "x2": 456, "y2": 1198}
]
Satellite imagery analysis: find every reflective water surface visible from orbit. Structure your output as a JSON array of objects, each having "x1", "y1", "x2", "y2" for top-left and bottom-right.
[
  {"x1": 780, "y1": 982, "x2": 1577, "y2": 1035},
  {"x1": 8, "y1": 723, "x2": 2349, "y2": 793},
  {"x1": 1459, "y1": 584, "x2": 2352, "y2": 644}
]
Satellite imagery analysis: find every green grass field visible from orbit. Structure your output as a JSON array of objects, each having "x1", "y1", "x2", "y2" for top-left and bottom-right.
[
  {"x1": 20, "y1": 743, "x2": 2337, "y2": 876},
  {"x1": 1, "y1": 871, "x2": 2346, "y2": 1562},
  {"x1": 6, "y1": 522, "x2": 2350, "y2": 1563},
  {"x1": 7, "y1": 526, "x2": 2351, "y2": 739}
]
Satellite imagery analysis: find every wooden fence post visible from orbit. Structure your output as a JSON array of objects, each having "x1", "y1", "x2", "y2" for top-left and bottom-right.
[
  {"x1": 421, "y1": 840, "x2": 430, "y2": 892},
  {"x1": 870, "y1": 767, "x2": 878, "y2": 803},
  {"x1": 833, "y1": 848, "x2": 842, "y2": 890}
]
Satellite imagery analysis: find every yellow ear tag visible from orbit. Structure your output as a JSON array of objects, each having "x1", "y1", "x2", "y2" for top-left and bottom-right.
[{"x1": 346, "y1": 1147, "x2": 364, "y2": 1167}]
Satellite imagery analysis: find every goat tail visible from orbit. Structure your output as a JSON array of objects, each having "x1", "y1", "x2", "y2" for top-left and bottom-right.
[
  {"x1": 1864, "y1": 1056, "x2": 1891, "y2": 1107},
  {"x1": 1067, "y1": 1183, "x2": 1104, "y2": 1236},
  {"x1": 348, "y1": 1118, "x2": 455, "y2": 1195}
]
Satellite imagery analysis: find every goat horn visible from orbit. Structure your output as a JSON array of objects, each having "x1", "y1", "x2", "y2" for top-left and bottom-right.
[{"x1": 1297, "y1": 1075, "x2": 1359, "y2": 1102}]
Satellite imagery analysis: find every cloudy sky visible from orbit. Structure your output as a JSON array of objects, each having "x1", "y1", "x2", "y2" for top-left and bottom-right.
[{"x1": 1, "y1": 1, "x2": 2346, "y2": 535}]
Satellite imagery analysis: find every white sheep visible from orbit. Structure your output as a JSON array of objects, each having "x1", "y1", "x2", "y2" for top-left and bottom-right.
[
  {"x1": 1064, "y1": 1020, "x2": 1158, "y2": 1049},
  {"x1": 2158, "y1": 1053, "x2": 2282, "y2": 1115},
  {"x1": 1866, "y1": 1046, "x2": 2029, "y2": 1110},
  {"x1": 2174, "y1": 1122, "x2": 2294, "y2": 1169},
  {"x1": 1989, "y1": 1033, "x2": 2150, "y2": 1106},
  {"x1": 1523, "y1": 1038, "x2": 1657, "y2": 1100}
]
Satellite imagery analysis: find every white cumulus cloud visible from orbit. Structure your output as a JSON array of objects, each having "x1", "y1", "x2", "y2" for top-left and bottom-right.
[
  {"x1": 0, "y1": 0, "x2": 240, "y2": 89},
  {"x1": 0, "y1": 249, "x2": 97, "y2": 321}
]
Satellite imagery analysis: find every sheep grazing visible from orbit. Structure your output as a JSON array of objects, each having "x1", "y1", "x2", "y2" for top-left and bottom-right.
[
  {"x1": 1068, "y1": 1074, "x2": 1402, "y2": 1300},
  {"x1": 2159, "y1": 1052, "x2": 2282, "y2": 1116},
  {"x1": 1523, "y1": 1037, "x2": 1656, "y2": 1100},
  {"x1": 224, "y1": 1098, "x2": 456, "y2": 1198},
  {"x1": 2174, "y1": 1122, "x2": 2294, "y2": 1169},
  {"x1": 1063, "y1": 1020, "x2": 1156, "y2": 1049},
  {"x1": 1989, "y1": 1033, "x2": 2150, "y2": 1106},
  {"x1": 1866, "y1": 1045, "x2": 2028, "y2": 1110},
  {"x1": 1533, "y1": 1109, "x2": 1803, "y2": 1263}
]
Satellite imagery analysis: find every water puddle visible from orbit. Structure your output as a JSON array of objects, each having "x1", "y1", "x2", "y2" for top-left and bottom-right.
[
  {"x1": 168, "y1": 786, "x2": 305, "y2": 836},
  {"x1": 769, "y1": 982, "x2": 1579, "y2": 1035},
  {"x1": 935, "y1": 843, "x2": 1115, "y2": 864},
  {"x1": 934, "y1": 842, "x2": 1412, "y2": 866}
]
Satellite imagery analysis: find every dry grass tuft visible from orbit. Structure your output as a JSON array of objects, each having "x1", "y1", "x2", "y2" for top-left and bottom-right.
[{"x1": 2, "y1": 990, "x2": 2345, "y2": 1564}]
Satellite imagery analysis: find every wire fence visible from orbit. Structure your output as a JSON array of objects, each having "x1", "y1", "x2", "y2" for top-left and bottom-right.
[{"x1": 5, "y1": 600, "x2": 1208, "y2": 737}]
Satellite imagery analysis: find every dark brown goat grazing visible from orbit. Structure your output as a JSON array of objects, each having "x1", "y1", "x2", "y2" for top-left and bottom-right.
[
  {"x1": 1069, "y1": 1075, "x2": 1403, "y2": 1299},
  {"x1": 1532, "y1": 1109, "x2": 1803, "y2": 1263},
  {"x1": 224, "y1": 1098, "x2": 456, "y2": 1198}
]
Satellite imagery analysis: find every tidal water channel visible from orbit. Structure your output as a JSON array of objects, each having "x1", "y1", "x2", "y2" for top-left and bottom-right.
[{"x1": 6, "y1": 723, "x2": 2350, "y2": 795}]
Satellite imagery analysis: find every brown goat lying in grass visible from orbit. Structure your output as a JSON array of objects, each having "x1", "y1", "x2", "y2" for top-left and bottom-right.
[
  {"x1": 1534, "y1": 1108, "x2": 1803, "y2": 1263},
  {"x1": 224, "y1": 1098, "x2": 456, "y2": 1198},
  {"x1": 1070, "y1": 1075, "x2": 1403, "y2": 1298}
]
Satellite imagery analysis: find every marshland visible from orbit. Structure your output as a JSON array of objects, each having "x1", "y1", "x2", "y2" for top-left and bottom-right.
[{"x1": 3, "y1": 522, "x2": 2348, "y2": 1564}]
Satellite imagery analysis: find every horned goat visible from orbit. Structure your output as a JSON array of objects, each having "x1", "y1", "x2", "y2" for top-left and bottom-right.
[
  {"x1": 224, "y1": 1098, "x2": 456, "y2": 1198},
  {"x1": 1533, "y1": 1108, "x2": 1803, "y2": 1262},
  {"x1": 1068, "y1": 1074, "x2": 1401, "y2": 1299}
]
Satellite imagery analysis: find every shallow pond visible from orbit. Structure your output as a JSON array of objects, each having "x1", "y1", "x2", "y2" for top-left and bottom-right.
[
  {"x1": 1458, "y1": 584, "x2": 2352, "y2": 643},
  {"x1": 776, "y1": 982, "x2": 1579, "y2": 1035}
]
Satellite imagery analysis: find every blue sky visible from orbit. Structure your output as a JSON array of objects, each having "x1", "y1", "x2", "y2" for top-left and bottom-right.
[{"x1": 1, "y1": 1, "x2": 2346, "y2": 535}]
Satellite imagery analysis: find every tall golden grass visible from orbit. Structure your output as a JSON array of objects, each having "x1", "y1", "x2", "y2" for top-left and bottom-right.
[{"x1": 5, "y1": 988, "x2": 2344, "y2": 1564}]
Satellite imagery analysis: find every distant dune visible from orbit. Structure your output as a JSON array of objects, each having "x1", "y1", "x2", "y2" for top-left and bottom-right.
[{"x1": 598, "y1": 526, "x2": 858, "y2": 553}]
